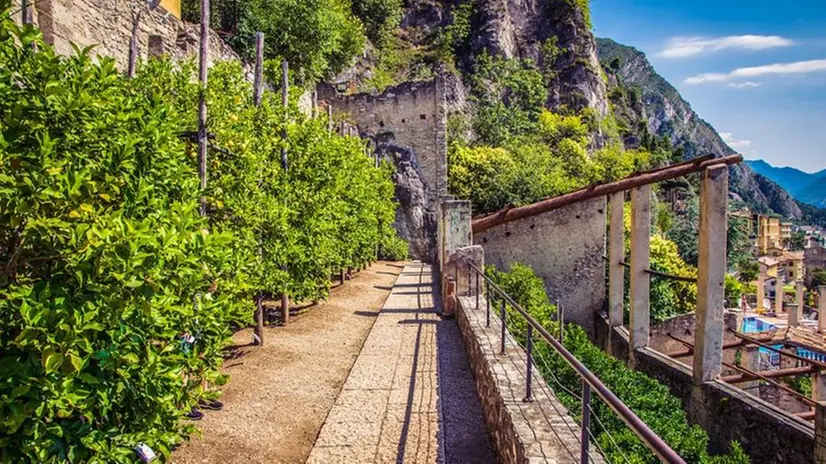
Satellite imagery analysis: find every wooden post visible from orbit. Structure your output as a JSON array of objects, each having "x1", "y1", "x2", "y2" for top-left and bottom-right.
[
  {"x1": 127, "y1": 11, "x2": 141, "y2": 78},
  {"x1": 280, "y1": 59, "x2": 289, "y2": 171},
  {"x1": 693, "y1": 164, "x2": 728, "y2": 385},
  {"x1": 608, "y1": 192, "x2": 625, "y2": 327},
  {"x1": 340, "y1": 268, "x2": 345, "y2": 285},
  {"x1": 629, "y1": 184, "x2": 651, "y2": 351},
  {"x1": 311, "y1": 90, "x2": 318, "y2": 118},
  {"x1": 328, "y1": 105, "x2": 333, "y2": 133},
  {"x1": 197, "y1": 0, "x2": 209, "y2": 216},
  {"x1": 254, "y1": 295, "x2": 264, "y2": 345},
  {"x1": 21, "y1": 0, "x2": 33, "y2": 24},
  {"x1": 253, "y1": 32, "x2": 264, "y2": 106},
  {"x1": 281, "y1": 293, "x2": 289, "y2": 325}
]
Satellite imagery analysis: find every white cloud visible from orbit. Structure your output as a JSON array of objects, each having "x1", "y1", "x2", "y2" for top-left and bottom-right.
[
  {"x1": 685, "y1": 59, "x2": 826, "y2": 84},
  {"x1": 727, "y1": 81, "x2": 762, "y2": 88},
  {"x1": 720, "y1": 132, "x2": 753, "y2": 152},
  {"x1": 660, "y1": 35, "x2": 794, "y2": 58}
]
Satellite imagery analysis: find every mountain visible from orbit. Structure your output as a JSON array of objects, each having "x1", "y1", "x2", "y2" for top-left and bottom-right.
[
  {"x1": 595, "y1": 37, "x2": 803, "y2": 219},
  {"x1": 746, "y1": 160, "x2": 826, "y2": 209}
]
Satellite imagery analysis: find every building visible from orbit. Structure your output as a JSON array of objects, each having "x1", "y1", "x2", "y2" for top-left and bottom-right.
[
  {"x1": 781, "y1": 222, "x2": 793, "y2": 243},
  {"x1": 806, "y1": 243, "x2": 826, "y2": 286},
  {"x1": 781, "y1": 250, "x2": 806, "y2": 283},
  {"x1": 758, "y1": 215, "x2": 783, "y2": 253},
  {"x1": 160, "y1": 0, "x2": 181, "y2": 19}
]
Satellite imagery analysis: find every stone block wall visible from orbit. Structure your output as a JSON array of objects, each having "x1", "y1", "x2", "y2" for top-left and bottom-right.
[
  {"x1": 15, "y1": 0, "x2": 239, "y2": 69},
  {"x1": 318, "y1": 79, "x2": 448, "y2": 262},
  {"x1": 456, "y1": 296, "x2": 601, "y2": 464},
  {"x1": 475, "y1": 198, "x2": 606, "y2": 336}
]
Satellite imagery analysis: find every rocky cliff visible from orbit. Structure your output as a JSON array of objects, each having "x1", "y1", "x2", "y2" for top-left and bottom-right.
[{"x1": 596, "y1": 37, "x2": 802, "y2": 218}]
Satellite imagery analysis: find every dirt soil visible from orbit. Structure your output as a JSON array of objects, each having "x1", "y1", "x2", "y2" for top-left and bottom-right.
[{"x1": 172, "y1": 262, "x2": 403, "y2": 464}]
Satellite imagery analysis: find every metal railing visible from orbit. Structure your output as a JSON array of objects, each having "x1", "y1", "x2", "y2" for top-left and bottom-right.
[{"x1": 468, "y1": 263, "x2": 687, "y2": 464}]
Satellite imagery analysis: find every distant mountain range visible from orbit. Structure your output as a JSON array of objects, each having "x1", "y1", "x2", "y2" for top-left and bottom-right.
[{"x1": 746, "y1": 160, "x2": 826, "y2": 209}]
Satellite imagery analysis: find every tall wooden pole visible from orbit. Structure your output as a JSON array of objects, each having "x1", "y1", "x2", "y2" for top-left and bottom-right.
[
  {"x1": 252, "y1": 31, "x2": 265, "y2": 345},
  {"x1": 327, "y1": 105, "x2": 333, "y2": 133},
  {"x1": 21, "y1": 0, "x2": 33, "y2": 24},
  {"x1": 197, "y1": 0, "x2": 209, "y2": 216},
  {"x1": 253, "y1": 32, "x2": 264, "y2": 107},
  {"x1": 280, "y1": 59, "x2": 289, "y2": 171},
  {"x1": 128, "y1": 12, "x2": 141, "y2": 79}
]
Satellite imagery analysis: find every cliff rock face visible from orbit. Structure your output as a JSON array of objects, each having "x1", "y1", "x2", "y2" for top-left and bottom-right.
[
  {"x1": 472, "y1": 0, "x2": 608, "y2": 117},
  {"x1": 596, "y1": 38, "x2": 802, "y2": 218}
]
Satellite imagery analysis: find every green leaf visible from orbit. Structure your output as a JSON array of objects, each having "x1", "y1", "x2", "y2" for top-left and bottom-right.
[{"x1": 41, "y1": 349, "x2": 63, "y2": 374}]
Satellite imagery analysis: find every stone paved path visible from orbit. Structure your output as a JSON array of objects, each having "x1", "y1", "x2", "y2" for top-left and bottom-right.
[{"x1": 307, "y1": 263, "x2": 495, "y2": 464}]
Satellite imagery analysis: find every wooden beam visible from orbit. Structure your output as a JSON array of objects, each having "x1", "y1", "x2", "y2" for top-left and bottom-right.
[
  {"x1": 472, "y1": 155, "x2": 743, "y2": 234},
  {"x1": 721, "y1": 365, "x2": 818, "y2": 384}
]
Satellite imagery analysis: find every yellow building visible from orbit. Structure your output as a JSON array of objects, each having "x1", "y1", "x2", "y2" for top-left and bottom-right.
[
  {"x1": 781, "y1": 222, "x2": 793, "y2": 243},
  {"x1": 781, "y1": 251, "x2": 805, "y2": 282},
  {"x1": 160, "y1": 0, "x2": 181, "y2": 18},
  {"x1": 758, "y1": 215, "x2": 783, "y2": 253}
]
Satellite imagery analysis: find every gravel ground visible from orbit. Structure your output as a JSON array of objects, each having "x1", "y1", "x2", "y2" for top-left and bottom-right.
[{"x1": 171, "y1": 262, "x2": 402, "y2": 464}]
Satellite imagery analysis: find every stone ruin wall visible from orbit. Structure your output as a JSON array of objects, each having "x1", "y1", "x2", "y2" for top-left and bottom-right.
[
  {"x1": 13, "y1": 0, "x2": 239, "y2": 68},
  {"x1": 318, "y1": 79, "x2": 448, "y2": 263},
  {"x1": 475, "y1": 198, "x2": 607, "y2": 336}
]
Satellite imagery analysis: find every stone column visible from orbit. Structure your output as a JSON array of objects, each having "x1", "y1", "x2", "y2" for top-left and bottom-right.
[
  {"x1": 608, "y1": 192, "x2": 625, "y2": 327},
  {"x1": 816, "y1": 402, "x2": 826, "y2": 463},
  {"x1": 440, "y1": 200, "x2": 473, "y2": 297},
  {"x1": 820, "y1": 286, "x2": 826, "y2": 334},
  {"x1": 757, "y1": 265, "x2": 766, "y2": 312},
  {"x1": 797, "y1": 281, "x2": 805, "y2": 316},
  {"x1": 776, "y1": 281, "x2": 785, "y2": 315},
  {"x1": 629, "y1": 184, "x2": 651, "y2": 351},
  {"x1": 814, "y1": 372, "x2": 826, "y2": 402},
  {"x1": 693, "y1": 164, "x2": 728, "y2": 385},
  {"x1": 788, "y1": 304, "x2": 799, "y2": 328}
]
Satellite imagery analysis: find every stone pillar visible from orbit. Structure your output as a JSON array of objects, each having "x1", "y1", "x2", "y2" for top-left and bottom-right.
[
  {"x1": 776, "y1": 281, "x2": 785, "y2": 315},
  {"x1": 629, "y1": 184, "x2": 651, "y2": 351},
  {"x1": 757, "y1": 265, "x2": 766, "y2": 312},
  {"x1": 814, "y1": 372, "x2": 826, "y2": 402},
  {"x1": 816, "y1": 402, "x2": 826, "y2": 463},
  {"x1": 693, "y1": 164, "x2": 728, "y2": 385},
  {"x1": 788, "y1": 304, "x2": 799, "y2": 327},
  {"x1": 608, "y1": 192, "x2": 625, "y2": 327},
  {"x1": 796, "y1": 281, "x2": 805, "y2": 320},
  {"x1": 441, "y1": 200, "x2": 472, "y2": 295},
  {"x1": 743, "y1": 345, "x2": 761, "y2": 390},
  {"x1": 820, "y1": 286, "x2": 826, "y2": 334}
]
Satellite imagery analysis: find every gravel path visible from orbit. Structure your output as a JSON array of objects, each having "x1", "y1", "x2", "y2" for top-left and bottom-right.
[{"x1": 172, "y1": 262, "x2": 402, "y2": 464}]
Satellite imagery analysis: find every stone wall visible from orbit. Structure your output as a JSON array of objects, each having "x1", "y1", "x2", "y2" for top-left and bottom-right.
[
  {"x1": 597, "y1": 316, "x2": 816, "y2": 464},
  {"x1": 318, "y1": 79, "x2": 448, "y2": 262},
  {"x1": 475, "y1": 198, "x2": 606, "y2": 336},
  {"x1": 456, "y1": 296, "x2": 599, "y2": 464},
  {"x1": 16, "y1": 0, "x2": 239, "y2": 69}
]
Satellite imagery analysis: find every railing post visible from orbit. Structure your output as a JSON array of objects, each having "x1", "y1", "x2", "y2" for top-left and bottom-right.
[
  {"x1": 525, "y1": 325, "x2": 534, "y2": 402},
  {"x1": 476, "y1": 270, "x2": 480, "y2": 309},
  {"x1": 630, "y1": 184, "x2": 651, "y2": 351},
  {"x1": 486, "y1": 285, "x2": 491, "y2": 327},
  {"x1": 500, "y1": 299, "x2": 506, "y2": 355},
  {"x1": 693, "y1": 164, "x2": 728, "y2": 385},
  {"x1": 581, "y1": 381, "x2": 592, "y2": 464}
]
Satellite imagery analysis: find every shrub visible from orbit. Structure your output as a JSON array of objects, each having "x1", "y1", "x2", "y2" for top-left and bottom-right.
[
  {"x1": 0, "y1": 18, "x2": 245, "y2": 463},
  {"x1": 0, "y1": 11, "x2": 403, "y2": 462},
  {"x1": 352, "y1": 0, "x2": 403, "y2": 45},
  {"x1": 486, "y1": 264, "x2": 749, "y2": 464}
]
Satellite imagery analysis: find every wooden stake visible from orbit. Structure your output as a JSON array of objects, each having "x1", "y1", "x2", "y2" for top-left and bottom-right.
[
  {"x1": 280, "y1": 59, "x2": 289, "y2": 171},
  {"x1": 127, "y1": 12, "x2": 142, "y2": 78},
  {"x1": 254, "y1": 295, "x2": 264, "y2": 345},
  {"x1": 21, "y1": 0, "x2": 33, "y2": 25},
  {"x1": 328, "y1": 105, "x2": 333, "y2": 133},
  {"x1": 197, "y1": 0, "x2": 209, "y2": 216},
  {"x1": 253, "y1": 32, "x2": 264, "y2": 107},
  {"x1": 281, "y1": 293, "x2": 290, "y2": 326}
]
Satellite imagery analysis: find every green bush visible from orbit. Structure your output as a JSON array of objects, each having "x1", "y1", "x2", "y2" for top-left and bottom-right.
[
  {"x1": 486, "y1": 264, "x2": 749, "y2": 464},
  {"x1": 0, "y1": 11, "x2": 403, "y2": 462},
  {"x1": 352, "y1": 0, "x2": 403, "y2": 45}
]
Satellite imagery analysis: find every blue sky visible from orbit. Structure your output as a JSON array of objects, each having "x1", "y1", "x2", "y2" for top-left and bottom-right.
[{"x1": 591, "y1": 0, "x2": 826, "y2": 173}]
